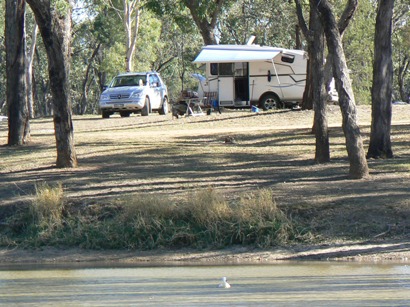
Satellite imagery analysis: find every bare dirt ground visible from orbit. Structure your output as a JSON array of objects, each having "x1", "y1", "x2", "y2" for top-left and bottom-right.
[{"x1": 0, "y1": 104, "x2": 409, "y2": 264}]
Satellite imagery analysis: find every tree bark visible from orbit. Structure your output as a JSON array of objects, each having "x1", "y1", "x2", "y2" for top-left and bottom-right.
[
  {"x1": 309, "y1": 3, "x2": 329, "y2": 163},
  {"x1": 294, "y1": 0, "x2": 313, "y2": 110},
  {"x1": 6, "y1": 0, "x2": 30, "y2": 145},
  {"x1": 80, "y1": 43, "x2": 101, "y2": 115},
  {"x1": 183, "y1": 0, "x2": 224, "y2": 45},
  {"x1": 123, "y1": 0, "x2": 141, "y2": 72},
  {"x1": 323, "y1": 0, "x2": 358, "y2": 100},
  {"x1": 295, "y1": 0, "x2": 329, "y2": 162},
  {"x1": 27, "y1": 0, "x2": 78, "y2": 168},
  {"x1": 27, "y1": 23, "x2": 38, "y2": 119},
  {"x1": 367, "y1": 0, "x2": 395, "y2": 159},
  {"x1": 397, "y1": 55, "x2": 409, "y2": 102},
  {"x1": 316, "y1": 0, "x2": 369, "y2": 179}
]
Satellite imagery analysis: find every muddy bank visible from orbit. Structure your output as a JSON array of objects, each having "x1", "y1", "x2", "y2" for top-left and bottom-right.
[{"x1": 1, "y1": 239, "x2": 409, "y2": 266}]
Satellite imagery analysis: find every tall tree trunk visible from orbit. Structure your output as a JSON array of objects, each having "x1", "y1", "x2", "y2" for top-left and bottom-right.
[
  {"x1": 123, "y1": 0, "x2": 141, "y2": 72},
  {"x1": 27, "y1": 0, "x2": 78, "y2": 168},
  {"x1": 309, "y1": 3, "x2": 329, "y2": 163},
  {"x1": 27, "y1": 23, "x2": 38, "y2": 119},
  {"x1": 295, "y1": 0, "x2": 329, "y2": 161},
  {"x1": 367, "y1": 0, "x2": 395, "y2": 159},
  {"x1": 397, "y1": 55, "x2": 409, "y2": 102},
  {"x1": 294, "y1": 0, "x2": 313, "y2": 110},
  {"x1": 6, "y1": 0, "x2": 30, "y2": 145},
  {"x1": 316, "y1": 0, "x2": 369, "y2": 179}
]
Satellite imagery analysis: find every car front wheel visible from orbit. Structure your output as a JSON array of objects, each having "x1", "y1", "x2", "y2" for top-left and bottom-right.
[
  {"x1": 159, "y1": 97, "x2": 169, "y2": 115},
  {"x1": 102, "y1": 110, "x2": 111, "y2": 119},
  {"x1": 141, "y1": 97, "x2": 150, "y2": 116}
]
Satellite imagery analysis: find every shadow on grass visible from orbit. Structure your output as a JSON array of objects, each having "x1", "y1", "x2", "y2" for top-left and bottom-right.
[{"x1": 1, "y1": 120, "x2": 409, "y2": 241}]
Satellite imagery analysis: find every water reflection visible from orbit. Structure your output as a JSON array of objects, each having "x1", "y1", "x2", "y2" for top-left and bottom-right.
[{"x1": 0, "y1": 263, "x2": 409, "y2": 306}]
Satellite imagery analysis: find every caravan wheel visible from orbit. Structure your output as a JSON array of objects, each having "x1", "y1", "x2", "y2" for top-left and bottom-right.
[{"x1": 259, "y1": 93, "x2": 283, "y2": 110}]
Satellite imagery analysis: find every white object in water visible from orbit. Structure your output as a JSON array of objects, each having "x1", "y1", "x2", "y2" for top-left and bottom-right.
[{"x1": 218, "y1": 277, "x2": 231, "y2": 288}]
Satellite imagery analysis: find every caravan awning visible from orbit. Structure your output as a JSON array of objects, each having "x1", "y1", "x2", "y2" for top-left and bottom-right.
[{"x1": 193, "y1": 45, "x2": 282, "y2": 63}]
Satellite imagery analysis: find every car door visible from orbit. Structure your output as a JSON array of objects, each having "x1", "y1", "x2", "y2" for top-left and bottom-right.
[{"x1": 149, "y1": 74, "x2": 162, "y2": 109}]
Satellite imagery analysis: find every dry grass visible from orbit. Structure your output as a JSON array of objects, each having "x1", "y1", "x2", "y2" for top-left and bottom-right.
[
  {"x1": 4, "y1": 186, "x2": 304, "y2": 249},
  {"x1": 0, "y1": 104, "x2": 409, "y2": 243},
  {"x1": 30, "y1": 182, "x2": 65, "y2": 225}
]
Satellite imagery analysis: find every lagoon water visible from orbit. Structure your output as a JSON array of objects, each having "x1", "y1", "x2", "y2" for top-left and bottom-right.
[{"x1": 0, "y1": 262, "x2": 409, "y2": 306}]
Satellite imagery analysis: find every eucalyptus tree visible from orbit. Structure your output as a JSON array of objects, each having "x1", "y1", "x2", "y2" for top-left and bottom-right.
[
  {"x1": 5, "y1": 0, "x2": 30, "y2": 145},
  {"x1": 102, "y1": 0, "x2": 143, "y2": 71},
  {"x1": 294, "y1": 0, "x2": 358, "y2": 164},
  {"x1": 26, "y1": 12, "x2": 38, "y2": 119},
  {"x1": 145, "y1": 0, "x2": 208, "y2": 97},
  {"x1": 182, "y1": 0, "x2": 225, "y2": 45},
  {"x1": 393, "y1": 1, "x2": 410, "y2": 102},
  {"x1": 315, "y1": 0, "x2": 369, "y2": 179},
  {"x1": 367, "y1": 0, "x2": 395, "y2": 159},
  {"x1": 295, "y1": 0, "x2": 328, "y2": 162},
  {"x1": 395, "y1": 24, "x2": 410, "y2": 102},
  {"x1": 71, "y1": 2, "x2": 103, "y2": 115},
  {"x1": 27, "y1": 0, "x2": 78, "y2": 168},
  {"x1": 221, "y1": 0, "x2": 298, "y2": 48}
]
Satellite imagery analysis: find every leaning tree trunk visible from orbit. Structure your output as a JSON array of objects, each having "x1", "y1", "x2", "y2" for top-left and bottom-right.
[
  {"x1": 367, "y1": 0, "x2": 394, "y2": 159},
  {"x1": 316, "y1": 0, "x2": 368, "y2": 179},
  {"x1": 6, "y1": 0, "x2": 30, "y2": 145},
  {"x1": 323, "y1": 0, "x2": 358, "y2": 96},
  {"x1": 27, "y1": 0, "x2": 78, "y2": 168}
]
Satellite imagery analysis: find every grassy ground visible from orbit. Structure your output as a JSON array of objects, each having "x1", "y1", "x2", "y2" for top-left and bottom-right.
[{"x1": 0, "y1": 105, "x2": 409, "y2": 250}]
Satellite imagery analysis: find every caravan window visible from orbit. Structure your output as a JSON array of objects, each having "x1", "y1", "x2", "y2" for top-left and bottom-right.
[
  {"x1": 210, "y1": 63, "x2": 234, "y2": 76},
  {"x1": 210, "y1": 63, "x2": 218, "y2": 75},
  {"x1": 281, "y1": 54, "x2": 295, "y2": 63},
  {"x1": 219, "y1": 63, "x2": 234, "y2": 76}
]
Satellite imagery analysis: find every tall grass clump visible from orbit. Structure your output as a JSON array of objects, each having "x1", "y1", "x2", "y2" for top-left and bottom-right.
[
  {"x1": 3, "y1": 187, "x2": 310, "y2": 249},
  {"x1": 233, "y1": 189, "x2": 297, "y2": 246},
  {"x1": 30, "y1": 182, "x2": 65, "y2": 226},
  {"x1": 178, "y1": 188, "x2": 308, "y2": 248},
  {"x1": 7, "y1": 182, "x2": 67, "y2": 246},
  {"x1": 112, "y1": 194, "x2": 180, "y2": 249}
]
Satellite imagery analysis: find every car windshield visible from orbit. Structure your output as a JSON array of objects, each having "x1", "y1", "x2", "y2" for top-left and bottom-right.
[{"x1": 111, "y1": 75, "x2": 146, "y2": 87}]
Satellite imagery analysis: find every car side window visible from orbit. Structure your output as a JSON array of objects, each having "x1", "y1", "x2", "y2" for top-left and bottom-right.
[{"x1": 149, "y1": 75, "x2": 160, "y2": 87}]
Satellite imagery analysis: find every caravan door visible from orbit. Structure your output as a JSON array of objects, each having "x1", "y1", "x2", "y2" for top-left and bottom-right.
[
  {"x1": 233, "y1": 62, "x2": 249, "y2": 106},
  {"x1": 213, "y1": 63, "x2": 234, "y2": 105}
]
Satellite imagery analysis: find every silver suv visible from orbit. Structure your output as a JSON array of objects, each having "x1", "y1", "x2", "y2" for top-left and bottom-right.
[{"x1": 99, "y1": 72, "x2": 169, "y2": 118}]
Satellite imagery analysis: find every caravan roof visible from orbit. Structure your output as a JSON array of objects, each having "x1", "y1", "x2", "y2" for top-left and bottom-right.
[{"x1": 193, "y1": 45, "x2": 306, "y2": 63}]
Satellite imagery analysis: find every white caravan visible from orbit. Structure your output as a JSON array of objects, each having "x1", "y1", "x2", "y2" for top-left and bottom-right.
[{"x1": 193, "y1": 44, "x2": 307, "y2": 110}]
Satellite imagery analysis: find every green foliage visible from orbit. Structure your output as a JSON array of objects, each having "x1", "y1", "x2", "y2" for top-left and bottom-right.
[
  {"x1": 3, "y1": 187, "x2": 310, "y2": 249},
  {"x1": 220, "y1": 0, "x2": 299, "y2": 48},
  {"x1": 51, "y1": 0, "x2": 71, "y2": 18},
  {"x1": 343, "y1": 0, "x2": 376, "y2": 105}
]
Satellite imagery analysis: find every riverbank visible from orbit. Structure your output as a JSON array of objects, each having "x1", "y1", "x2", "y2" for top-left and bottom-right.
[{"x1": 1, "y1": 239, "x2": 409, "y2": 266}]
